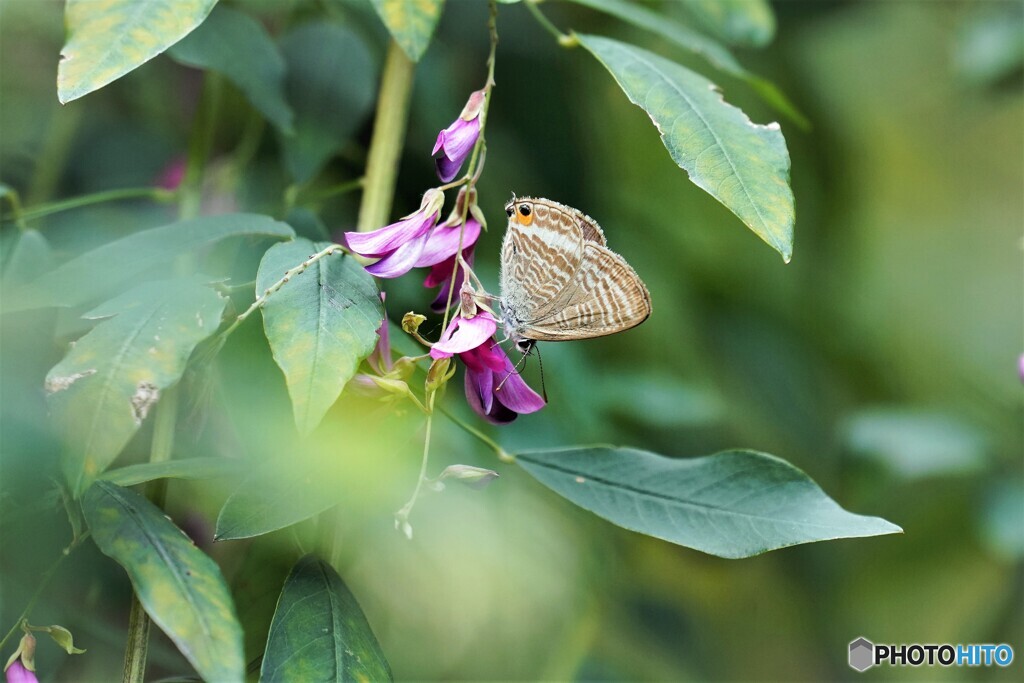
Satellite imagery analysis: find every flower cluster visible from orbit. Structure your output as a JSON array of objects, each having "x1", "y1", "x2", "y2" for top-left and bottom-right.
[{"x1": 345, "y1": 89, "x2": 544, "y2": 424}]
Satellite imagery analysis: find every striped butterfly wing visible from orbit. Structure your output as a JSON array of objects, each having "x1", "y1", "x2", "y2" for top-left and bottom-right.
[
  {"x1": 521, "y1": 242, "x2": 652, "y2": 341},
  {"x1": 500, "y1": 198, "x2": 589, "y2": 323}
]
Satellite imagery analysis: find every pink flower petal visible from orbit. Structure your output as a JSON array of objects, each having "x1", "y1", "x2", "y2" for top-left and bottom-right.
[
  {"x1": 415, "y1": 219, "x2": 481, "y2": 268},
  {"x1": 344, "y1": 211, "x2": 436, "y2": 258},
  {"x1": 6, "y1": 661, "x2": 39, "y2": 683},
  {"x1": 365, "y1": 234, "x2": 427, "y2": 278},
  {"x1": 430, "y1": 313, "x2": 497, "y2": 358}
]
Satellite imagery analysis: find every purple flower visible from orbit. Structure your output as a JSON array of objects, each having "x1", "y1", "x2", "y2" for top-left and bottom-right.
[
  {"x1": 429, "y1": 307, "x2": 544, "y2": 424},
  {"x1": 425, "y1": 250, "x2": 473, "y2": 313},
  {"x1": 344, "y1": 189, "x2": 445, "y2": 278},
  {"x1": 5, "y1": 661, "x2": 37, "y2": 683},
  {"x1": 430, "y1": 310, "x2": 497, "y2": 359},
  {"x1": 461, "y1": 342, "x2": 545, "y2": 424},
  {"x1": 433, "y1": 90, "x2": 485, "y2": 182}
]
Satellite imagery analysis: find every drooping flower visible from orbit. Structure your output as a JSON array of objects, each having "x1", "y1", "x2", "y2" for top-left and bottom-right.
[
  {"x1": 420, "y1": 187, "x2": 484, "y2": 312},
  {"x1": 460, "y1": 341, "x2": 545, "y2": 424},
  {"x1": 155, "y1": 157, "x2": 186, "y2": 191},
  {"x1": 4, "y1": 633, "x2": 38, "y2": 683},
  {"x1": 433, "y1": 90, "x2": 485, "y2": 182},
  {"x1": 344, "y1": 189, "x2": 445, "y2": 278},
  {"x1": 430, "y1": 299, "x2": 544, "y2": 424}
]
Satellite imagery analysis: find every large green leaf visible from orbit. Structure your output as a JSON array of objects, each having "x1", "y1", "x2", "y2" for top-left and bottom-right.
[
  {"x1": 370, "y1": 0, "x2": 446, "y2": 62},
  {"x1": 578, "y1": 34, "x2": 795, "y2": 261},
  {"x1": 83, "y1": 481, "x2": 244, "y2": 683},
  {"x1": 99, "y1": 457, "x2": 243, "y2": 487},
  {"x1": 258, "y1": 239, "x2": 383, "y2": 435},
  {"x1": 261, "y1": 555, "x2": 392, "y2": 682},
  {"x1": 47, "y1": 277, "x2": 227, "y2": 496},
  {"x1": 565, "y1": 0, "x2": 806, "y2": 127},
  {"x1": 58, "y1": 0, "x2": 219, "y2": 103},
  {"x1": 232, "y1": 535, "x2": 300, "y2": 664},
  {"x1": 215, "y1": 453, "x2": 342, "y2": 541},
  {"x1": 1, "y1": 229, "x2": 52, "y2": 287},
  {"x1": 3, "y1": 213, "x2": 293, "y2": 313},
  {"x1": 168, "y1": 5, "x2": 294, "y2": 134},
  {"x1": 679, "y1": 0, "x2": 775, "y2": 49},
  {"x1": 516, "y1": 447, "x2": 902, "y2": 558},
  {"x1": 280, "y1": 23, "x2": 376, "y2": 183}
]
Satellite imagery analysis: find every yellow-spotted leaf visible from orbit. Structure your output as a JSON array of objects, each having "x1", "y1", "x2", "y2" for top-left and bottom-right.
[
  {"x1": 58, "y1": 0, "x2": 219, "y2": 104},
  {"x1": 578, "y1": 34, "x2": 795, "y2": 261},
  {"x1": 84, "y1": 481, "x2": 244, "y2": 683},
  {"x1": 257, "y1": 239, "x2": 383, "y2": 435},
  {"x1": 370, "y1": 0, "x2": 446, "y2": 62},
  {"x1": 48, "y1": 277, "x2": 227, "y2": 496},
  {"x1": 261, "y1": 555, "x2": 392, "y2": 682}
]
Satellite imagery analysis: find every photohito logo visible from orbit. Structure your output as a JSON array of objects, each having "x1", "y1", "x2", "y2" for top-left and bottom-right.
[{"x1": 848, "y1": 637, "x2": 1014, "y2": 672}]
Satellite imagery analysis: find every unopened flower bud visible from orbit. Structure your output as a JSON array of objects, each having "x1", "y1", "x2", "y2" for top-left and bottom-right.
[
  {"x1": 425, "y1": 357, "x2": 454, "y2": 395},
  {"x1": 402, "y1": 312, "x2": 427, "y2": 334},
  {"x1": 437, "y1": 464, "x2": 500, "y2": 490}
]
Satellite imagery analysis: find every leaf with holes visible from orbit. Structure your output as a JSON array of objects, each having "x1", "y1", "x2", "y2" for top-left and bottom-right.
[
  {"x1": 58, "y1": 0, "x2": 218, "y2": 103},
  {"x1": 258, "y1": 239, "x2": 383, "y2": 435},
  {"x1": 4, "y1": 213, "x2": 293, "y2": 313},
  {"x1": 261, "y1": 555, "x2": 392, "y2": 682},
  {"x1": 516, "y1": 446, "x2": 902, "y2": 558},
  {"x1": 47, "y1": 277, "x2": 227, "y2": 496},
  {"x1": 83, "y1": 481, "x2": 244, "y2": 683},
  {"x1": 578, "y1": 34, "x2": 795, "y2": 261},
  {"x1": 168, "y1": 5, "x2": 294, "y2": 134},
  {"x1": 370, "y1": 0, "x2": 446, "y2": 62}
]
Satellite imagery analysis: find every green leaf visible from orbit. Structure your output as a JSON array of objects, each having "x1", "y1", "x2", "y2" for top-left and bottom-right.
[
  {"x1": 577, "y1": 34, "x2": 795, "y2": 261},
  {"x1": 370, "y1": 0, "x2": 446, "y2": 62},
  {"x1": 47, "y1": 277, "x2": 227, "y2": 496},
  {"x1": 564, "y1": 0, "x2": 806, "y2": 128},
  {"x1": 280, "y1": 22, "x2": 376, "y2": 183},
  {"x1": 215, "y1": 453, "x2": 342, "y2": 541},
  {"x1": 58, "y1": 0, "x2": 219, "y2": 104},
  {"x1": 99, "y1": 457, "x2": 243, "y2": 487},
  {"x1": 1, "y1": 229, "x2": 52, "y2": 287},
  {"x1": 83, "y1": 481, "x2": 244, "y2": 683},
  {"x1": 261, "y1": 555, "x2": 392, "y2": 682},
  {"x1": 516, "y1": 446, "x2": 902, "y2": 558},
  {"x1": 679, "y1": 0, "x2": 775, "y2": 49},
  {"x1": 258, "y1": 239, "x2": 383, "y2": 435},
  {"x1": 4, "y1": 213, "x2": 293, "y2": 313},
  {"x1": 168, "y1": 6, "x2": 294, "y2": 134}
]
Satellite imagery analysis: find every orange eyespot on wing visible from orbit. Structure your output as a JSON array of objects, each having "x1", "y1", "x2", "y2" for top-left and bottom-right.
[{"x1": 515, "y1": 203, "x2": 534, "y2": 226}]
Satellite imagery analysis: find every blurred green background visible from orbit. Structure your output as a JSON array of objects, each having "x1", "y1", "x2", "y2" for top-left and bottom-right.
[{"x1": 1, "y1": 0, "x2": 1021, "y2": 680}]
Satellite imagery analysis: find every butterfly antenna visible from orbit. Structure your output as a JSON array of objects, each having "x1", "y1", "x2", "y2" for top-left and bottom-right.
[
  {"x1": 535, "y1": 344, "x2": 548, "y2": 402},
  {"x1": 496, "y1": 350, "x2": 529, "y2": 393}
]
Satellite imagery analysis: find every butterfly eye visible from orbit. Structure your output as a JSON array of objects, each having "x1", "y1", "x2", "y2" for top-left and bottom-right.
[{"x1": 505, "y1": 206, "x2": 514, "y2": 217}]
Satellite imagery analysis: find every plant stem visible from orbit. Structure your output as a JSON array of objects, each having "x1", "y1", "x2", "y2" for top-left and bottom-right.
[
  {"x1": 356, "y1": 41, "x2": 415, "y2": 233},
  {"x1": 438, "y1": 405, "x2": 513, "y2": 462},
  {"x1": 0, "y1": 533, "x2": 90, "y2": 653},
  {"x1": 524, "y1": 0, "x2": 577, "y2": 46},
  {"x1": 0, "y1": 187, "x2": 177, "y2": 225}
]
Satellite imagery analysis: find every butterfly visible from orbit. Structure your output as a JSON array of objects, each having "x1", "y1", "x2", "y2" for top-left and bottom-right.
[{"x1": 499, "y1": 196, "x2": 652, "y2": 355}]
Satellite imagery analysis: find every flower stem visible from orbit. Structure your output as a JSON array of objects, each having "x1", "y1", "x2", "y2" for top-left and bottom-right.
[
  {"x1": 0, "y1": 532, "x2": 90, "y2": 653},
  {"x1": 0, "y1": 187, "x2": 177, "y2": 225},
  {"x1": 524, "y1": 0, "x2": 577, "y2": 46},
  {"x1": 357, "y1": 41, "x2": 415, "y2": 233},
  {"x1": 438, "y1": 405, "x2": 513, "y2": 462}
]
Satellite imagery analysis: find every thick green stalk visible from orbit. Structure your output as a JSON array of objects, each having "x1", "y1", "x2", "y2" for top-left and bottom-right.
[{"x1": 356, "y1": 41, "x2": 415, "y2": 233}]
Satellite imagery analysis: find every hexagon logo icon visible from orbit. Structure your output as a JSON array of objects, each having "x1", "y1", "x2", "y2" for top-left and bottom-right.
[{"x1": 849, "y1": 637, "x2": 875, "y2": 672}]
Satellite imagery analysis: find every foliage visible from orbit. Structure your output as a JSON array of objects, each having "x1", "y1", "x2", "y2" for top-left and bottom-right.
[{"x1": 0, "y1": 0, "x2": 1019, "y2": 681}]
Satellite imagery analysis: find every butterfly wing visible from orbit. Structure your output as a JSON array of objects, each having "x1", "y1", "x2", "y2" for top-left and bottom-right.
[
  {"x1": 500, "y1": 199, "x2": 586, "y2": 323},
  {"x1": 519, "y1": 242, "x2": 652, "y2": 341}
]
